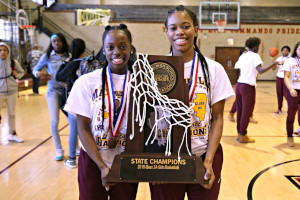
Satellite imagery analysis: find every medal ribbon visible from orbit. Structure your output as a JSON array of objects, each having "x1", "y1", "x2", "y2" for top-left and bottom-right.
[
  {"x1": 189, "y1": 51, "x2": 200, "y2": 102},
  {"x1": 106, "y1": 66, "x2": 130, "y2": 137},
  {"x1": 171, "y1": 50, "x2": 200, "y2": 102},
  {"x1": 295, "y1": 57, "x2": 300, "y2": 68}
]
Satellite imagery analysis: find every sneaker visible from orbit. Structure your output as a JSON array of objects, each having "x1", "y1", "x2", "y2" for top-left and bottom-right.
[
  {"x1": 238, "y1": 134, "x2": 255, "y2": 143},
  {"x1": 228, "y1": 113, "x2": 235, "y2": 122},
  {"x1": 56, "y1": 149, "x2": 64, "y2": 161},
  {"x1": 64, "y1": 157, "x2": 77, "y2": 168},
  {"x1": 8, "y1": 133, "x2": 24, "y2": 143},
  {"x1": 273, "y1": 110, "x2": 282, "y2": 116},
  {"x1": 287, "y1": 137, "x2": 294, "y2": 147},
  {"x1": 76, "y1": 147, "x2": 80, "y2": 156},
  {"x1": 249, "y1": 117, "x2": 258, "y2": 124},
  {"x1": 293, "y1": 127, "x2": 300, "y2": 137},
  {"x1": 293, "y1": 132, "x2": 300, "y2": 137}
]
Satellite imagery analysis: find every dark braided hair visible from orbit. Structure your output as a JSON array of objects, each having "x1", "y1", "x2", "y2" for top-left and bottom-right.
[
  {"x1": 245, "y1": 37, "x2": 261, "y2": 50},
  {"x1": 165, "y1": 5, "x2": 212, "y2": 118},
  {"x1": 100, "y1": 24, "x2": 136, "y2": 129}
]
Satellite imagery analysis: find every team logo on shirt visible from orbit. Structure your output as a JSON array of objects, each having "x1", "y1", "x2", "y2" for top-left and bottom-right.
[
  {"x1": 190, "y1": 92, "x2": 207, "y2": 138},
  {"x1": 92, "y1": 87, "x2": 106, "y2": 102},
  {"x1": 96, "y1": 105, "x2": 109, "y2": 121},
  {"x1": 117, "y1": 132, "x2": 126, "y2": 148},
  {"x1": 151, "y1": 61, "x2": 177, "y2": 94},
  {"x1": 293, "y1": 69, "x2": 300, "y2": 82},
  {"x1": 192, "y1": 93, "x2": 206, "y2": 121},
  {"x1": 95, "y1": 131, "x2": 125, "y2": 149},
  {"x1": 191, "y1": 123, "x2": 207, "y2": 137},
  {"x1": 95, "y1": 132, "x2": 109, "y2": 149}
]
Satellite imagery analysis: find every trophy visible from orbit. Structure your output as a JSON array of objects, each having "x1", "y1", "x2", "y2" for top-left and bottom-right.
[{"x1": 107, "y1": 54, "x2": 207, "y2": 184}]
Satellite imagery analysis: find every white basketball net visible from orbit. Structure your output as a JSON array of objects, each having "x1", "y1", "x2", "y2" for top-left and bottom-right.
[
  {"x1": 127, "y1": 53, "x2": 195, "y2": 160},
  {"x1": 216, "y1": 20, "x2": 226, "y2": 32},
  {"x1": 25, "y1": 27, "x2": 35, "y2": 37}
]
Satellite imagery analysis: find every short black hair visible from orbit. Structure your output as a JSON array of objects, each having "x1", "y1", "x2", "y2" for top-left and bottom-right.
[
  {"x1": 245, "y1": 37, "x2": 261, "y2": 49},
  {"x1": 281, "y1": 45, "x2": 290, "y2": 52}
]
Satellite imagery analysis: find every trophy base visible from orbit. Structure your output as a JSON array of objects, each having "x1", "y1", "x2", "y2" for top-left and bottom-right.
[{"x1": 107, "y1": 152, "x2": 208, "y2": 184}]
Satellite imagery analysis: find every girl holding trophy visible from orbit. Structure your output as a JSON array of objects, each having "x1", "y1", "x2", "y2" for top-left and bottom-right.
[
  {"x1": 64, "y1": 24, "x2": 138, "y2": 200},
  {"x1": 150, "y1": 5, "x2": 234, "y2": 200}
]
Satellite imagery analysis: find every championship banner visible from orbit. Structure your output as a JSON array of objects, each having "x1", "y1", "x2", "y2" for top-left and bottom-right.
[{"x1": 75, "y1": 9, "x2": 111, "y2": 26}]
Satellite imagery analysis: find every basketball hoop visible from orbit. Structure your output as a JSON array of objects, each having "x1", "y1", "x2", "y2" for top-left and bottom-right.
[
  {"x1": 22, "y1": 25, "x2": 36, "y2": 47},
  {"x1": 22, "y1": 25, "x2": 36, "y2": 36},
  {"x1": 216, "y1": 20, "x2": 227, "y2": 32}
]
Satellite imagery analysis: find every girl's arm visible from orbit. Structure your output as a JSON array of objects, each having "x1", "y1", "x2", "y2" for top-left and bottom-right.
[
  {"x1": 32, "y1": 54, "x2": 49, "y2": 78},
  {"x1": 13, "y1": 60, "x2": 25, "y2": 79},
  {"x1": 77, "y1": 114, "x2": 110, "y2": 189},
  {"x1": 256, "y1": 62, "x2": 278, "y2": 74},
  {"x1": 202, "y1": 99, "x2": 225, "y2": 189},
  {"x1": 284, "y1": 71, "x2": 297, "y2": 97}
]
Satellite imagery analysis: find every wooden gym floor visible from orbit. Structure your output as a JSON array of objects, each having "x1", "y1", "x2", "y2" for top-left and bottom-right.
[{"x1": 0, "y1": 81, "x2": 299, "y2": 200}]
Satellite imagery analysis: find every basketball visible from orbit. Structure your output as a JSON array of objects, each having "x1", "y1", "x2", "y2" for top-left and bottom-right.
[{"x1": 269, "y1": 47, "x2": 279, "y2": 57}]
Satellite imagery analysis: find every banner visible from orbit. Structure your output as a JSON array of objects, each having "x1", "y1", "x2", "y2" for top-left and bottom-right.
[{"x1": 75, "y1": 9, "x2": 111, "y2": 26}]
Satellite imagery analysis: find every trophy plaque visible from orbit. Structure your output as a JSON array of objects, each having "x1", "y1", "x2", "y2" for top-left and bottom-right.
[{"x1": 107, "y1": 55, "x2": 207, "y2": 184}]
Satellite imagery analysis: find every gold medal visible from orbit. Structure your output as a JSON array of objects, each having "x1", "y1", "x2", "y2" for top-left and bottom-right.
[{"x1": 108, "y1": 138, "x2": 117, "y2": 148}]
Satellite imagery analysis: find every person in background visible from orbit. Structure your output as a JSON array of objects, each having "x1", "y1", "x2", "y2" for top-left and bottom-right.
[
  {"x1": 56, "y1": 38, "x2": 86, "y2": 168},
  {"x1": 283, "y1": 42, "x2": 300, "y2": 146},
  {"x1": 228, "y1": 48, "x2": 258, "y2": 124},
  {"x1": 273, "y1": 45, "x2": 290, "y2": 115},
  {"x1": 0, "y1": 42, "x2": 25, "y2": 143},
  {"x1": 26, "y1": 44, "x2": 43, "y2": 95},
  {"x1": 33, "y1": 33, "x2": 70, "y2": 161},
  {"x1": 235, "y1": 37, "x2": 277, "y2": 143}
]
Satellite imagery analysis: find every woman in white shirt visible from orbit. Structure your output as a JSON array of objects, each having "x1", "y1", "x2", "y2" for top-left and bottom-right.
[
  {"x1": 283, "y1": 42, "x2": 300, "y2": 147},
  {"x1": 235, "y1": 37, "x2": 277, "y2": 143},
  {"x1": 274, "y1": 46, "x2": 290, "y2": 115},
  {"x1": 149, "y1": 5, "x2": 235, "y2": 200}
]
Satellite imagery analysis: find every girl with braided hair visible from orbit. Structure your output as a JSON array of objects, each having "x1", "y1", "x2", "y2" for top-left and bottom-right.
[
  {"x1": 149, "y1": 5, "x2": 235, "y2": 200},
  {"x1": 64, "y1": 24, "x2": 138, "y2": 200}
]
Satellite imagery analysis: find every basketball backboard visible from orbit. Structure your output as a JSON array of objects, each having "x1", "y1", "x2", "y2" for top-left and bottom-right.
[
  {"x1": 199, "y1": 1, "x2": 240, "y2": 30},
  {"x1": 16, "y1": 9, "x2": 29, "y2": 29}
]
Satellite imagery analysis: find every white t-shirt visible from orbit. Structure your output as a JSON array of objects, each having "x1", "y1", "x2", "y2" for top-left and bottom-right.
[
  {"x1": 283, "y1": 57, "x2": 300, "y2": 89},
  {"x1": 235, "y1": 51, "x2": 263, "y2": 86},
  {"x1": 275, "y1": 56, "x2": 289, "y2": 78},
  {"x1": 64, "y1": 69, "x2": 127, "y2": 168},
  {"x1": 185, "y1": 57, "x2": 235, "y2": 156}
]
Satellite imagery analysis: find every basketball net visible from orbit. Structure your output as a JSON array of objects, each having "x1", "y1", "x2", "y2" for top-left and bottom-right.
[
  {"x1": 128, "y1": 53, "x2": 195, "y2": 160},
  {"x1": 22, "y1": 25, "x2": 36, "y2": 47},
  {"x1": 216, "y1": 20, "x2": 227, "y2": 32}
]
